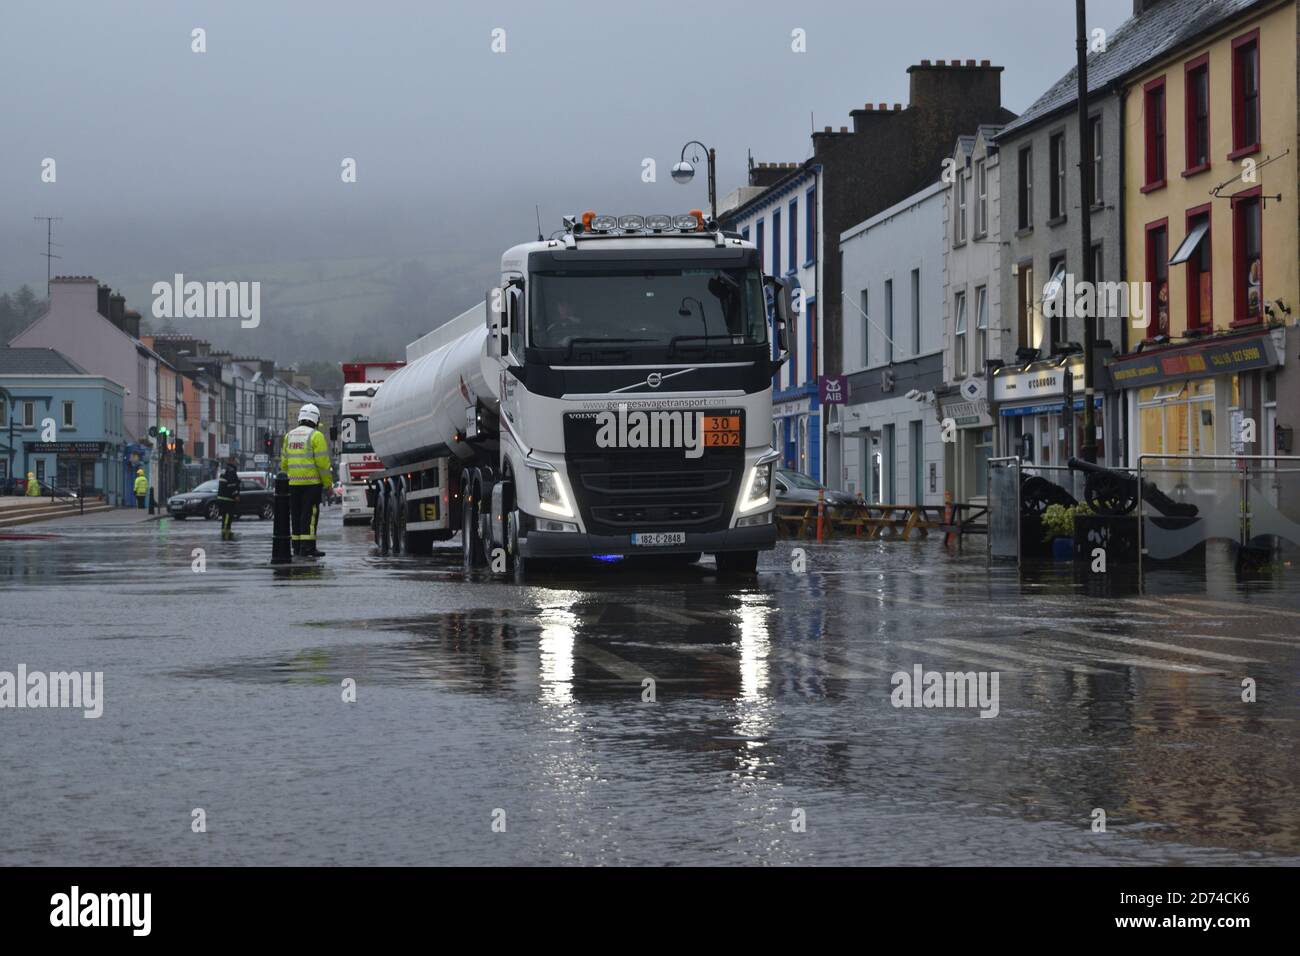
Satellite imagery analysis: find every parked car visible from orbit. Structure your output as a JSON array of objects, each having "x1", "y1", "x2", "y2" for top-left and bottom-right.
[
  {"x1": 774, "y1": 468, "x2": 858, "y2": 515},
  {"x1": 167, "y1": 475, "x2": 274, "y2": 520}
]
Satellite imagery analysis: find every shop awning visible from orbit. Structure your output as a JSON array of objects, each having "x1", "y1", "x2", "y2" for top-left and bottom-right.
[
  {"x1": 1168, "y1": 220, "x2": 1210, "y2": 265},
  {"x1": 999, "y1": 397, "x2": 1102, "y2": 417}
]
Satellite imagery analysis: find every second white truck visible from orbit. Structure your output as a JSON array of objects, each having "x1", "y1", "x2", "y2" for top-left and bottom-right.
[{"x1": 366, "y1": 210, "x2": 791, "y2": 575}]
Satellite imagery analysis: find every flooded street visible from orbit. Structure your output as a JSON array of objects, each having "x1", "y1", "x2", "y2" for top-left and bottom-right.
[{"x1": 2, "y1": 508, "x2": 1297, "y2": 867}]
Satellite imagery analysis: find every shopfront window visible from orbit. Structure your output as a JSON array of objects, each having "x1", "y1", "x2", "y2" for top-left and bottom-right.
[
  {"x1": 1037, "y1": 414, "x2": 1056, "y2": 465},
  {"x1": 1233, "y1": 191, "x2": 1262, "y2": 323},
  {"x1": 1138, "y1": 380, "x2": 1216, "y2": 457},
  {"x1": 1145, "y1": 221, "x2": 1170, "y2": 338}
]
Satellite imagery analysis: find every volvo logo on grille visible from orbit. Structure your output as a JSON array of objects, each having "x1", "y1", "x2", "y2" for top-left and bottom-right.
[{"x1": 646, "y1": 372, "x2": 662, "y2": 388}]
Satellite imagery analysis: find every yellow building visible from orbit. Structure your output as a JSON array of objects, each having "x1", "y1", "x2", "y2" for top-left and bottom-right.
[{"x1": 1114, "y1": 0, "x2": 1298, "y2": 464}]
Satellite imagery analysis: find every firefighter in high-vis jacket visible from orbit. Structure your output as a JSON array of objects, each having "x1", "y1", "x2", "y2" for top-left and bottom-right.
[
  {"x1": 280, "y1": 403, "x2": 331, "y2": 557},
  {"x1": 133, "y1": 468, "x2": 149, "y2": 509}
]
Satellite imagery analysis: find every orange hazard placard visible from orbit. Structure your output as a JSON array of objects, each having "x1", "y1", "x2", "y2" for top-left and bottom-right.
[{"x1": 703, "y1": 414, "x2": 741, "y2": 448}]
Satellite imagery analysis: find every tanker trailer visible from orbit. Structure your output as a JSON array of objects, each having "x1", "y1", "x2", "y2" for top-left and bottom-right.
[{"x1": 366, "y1": 210, "x2": 792, "y2": 577}]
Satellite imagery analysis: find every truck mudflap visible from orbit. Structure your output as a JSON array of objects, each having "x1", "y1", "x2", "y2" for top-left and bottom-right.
[{"x1": 519, "y1": 522, "x2": 776, "y2": 559}]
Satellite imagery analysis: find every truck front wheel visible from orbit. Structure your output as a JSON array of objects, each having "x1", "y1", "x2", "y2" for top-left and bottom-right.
[
  {"x1": 714, "y1": 550, "x2": 759, "y2": 574},
  {"x1": 506, "y1": 507, "x2": 526, "y2": 581}
]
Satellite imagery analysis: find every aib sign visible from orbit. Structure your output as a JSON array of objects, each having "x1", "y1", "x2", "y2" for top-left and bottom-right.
[{"x1": 819, "y1": 375, "x2": 847, "y2": 405}]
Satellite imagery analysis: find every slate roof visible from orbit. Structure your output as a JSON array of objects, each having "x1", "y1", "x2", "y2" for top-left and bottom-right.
[
  {"x1": 996, "y1": 0, "x2": 1270, "y2": 141},
  {"x1": 0, "y1": 347, "x2": 90, "y2": 376}
]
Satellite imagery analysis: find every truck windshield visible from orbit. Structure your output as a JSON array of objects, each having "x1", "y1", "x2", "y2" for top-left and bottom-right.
[
  {"x1": 530, "y1": 268, "x2": 767, "y2": 351},
  {"x1": 338, "y1": 414, "x2": 371, "y2": 454}
]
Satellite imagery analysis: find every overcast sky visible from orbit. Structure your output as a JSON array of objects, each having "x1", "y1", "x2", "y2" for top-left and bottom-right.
[{"x1": 0, "y1": 0, "x2": 1135, "y2": 346}]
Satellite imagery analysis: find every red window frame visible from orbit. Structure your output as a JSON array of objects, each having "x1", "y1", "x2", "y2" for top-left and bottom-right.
[
  {"x1": 1231, "y1": 186, "x2": 1263, "y2": 326},
  {"x1": 1183, "y1": 53, "x2": 1211, "y2": 176},
  {"x1": 1184, "y1": 203, "x2": 1212, "y2": 331},
  {"x1": 1229, "y1": 28, "x2": 1261, "y2": 160},
  {"x1": 1141, "y1": 76, "x2": 1167, "y2": 192},
  {"x1": 1145, "y1": 218, "x2": 1170, "y2": 339}
]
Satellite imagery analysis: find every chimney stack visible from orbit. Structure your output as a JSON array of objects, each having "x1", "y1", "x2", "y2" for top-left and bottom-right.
[
  {"x1": 97, "y1": 284, "x2": 111, "y2": 319},
  {"x1": 907, "y1": 58, "x2": 1004, "y2": 109},
  {"x1": 108, "y1": 292, "x2": 126, "y2": 332}
]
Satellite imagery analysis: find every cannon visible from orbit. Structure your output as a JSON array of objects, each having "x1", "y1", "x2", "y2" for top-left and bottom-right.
[
  {"x1": 1019, "y1": 473, "x2": 1077, "y2": 517},
  {"x1": 1067, "y1": 457, "x2": 1199, "y2": 518}
]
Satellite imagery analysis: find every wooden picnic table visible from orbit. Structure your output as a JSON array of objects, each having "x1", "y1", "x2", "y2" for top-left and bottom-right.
[{"x1": 775, "y1": 502, "x2": 949, "y2": 541}]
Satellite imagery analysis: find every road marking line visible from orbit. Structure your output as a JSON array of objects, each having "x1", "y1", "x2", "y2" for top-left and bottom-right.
[
  {"x1": 1156, "y1": 595, "x2": 1300, "y2": 620},
  {"x1": 840, "y1": 589, "x2": 949, "y2": 613},
  {"x1": 781, "y1": 650, "x2": 883, "y2": 681},
  {"x1": 1053, "y1": 625, "x2": 1261, "y2": 664},
  {"x1": 1171, "y1": 632, "x2": 1300, "y2": 648},
  {"x1": 921, "y1": 637, "x2": 1111, "y2": 676},
  {"x1": 1029, "y1": 639, "x2": 1221, "y2": 675},
  {"x1": 571, "y1": 644, "x2": 655, "y2": 681},
  {"x1": 638, "y1": 605, "x2": 709, "y2": 626},
  {"x1": 885, "y1": 640, "x2": 1023, "y2": 674}
]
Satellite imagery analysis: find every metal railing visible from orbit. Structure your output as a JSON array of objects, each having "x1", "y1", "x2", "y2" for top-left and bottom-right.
[
  {"x1": 1136, "y1": 454, "x2": 1300, "y2": 591},
  {"x1": 5, "y1": 477, "x2": 88, "y2": 513},
  {"x1": 986, "y1": 456, "x2": 1021, "y2": 564}
]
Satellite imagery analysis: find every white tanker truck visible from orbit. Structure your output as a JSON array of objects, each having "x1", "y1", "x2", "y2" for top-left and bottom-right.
[{"x1": 366, "y1": 210, "x2": 791, "y2": 576}]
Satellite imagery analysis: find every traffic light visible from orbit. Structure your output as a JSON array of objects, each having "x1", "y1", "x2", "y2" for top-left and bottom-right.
[
  {"x1": 157, "y1": 426, "x2": 170, "y2": 452},
  {"x1": 264, "y1": 432, "x2": 274, "y2": 455}
]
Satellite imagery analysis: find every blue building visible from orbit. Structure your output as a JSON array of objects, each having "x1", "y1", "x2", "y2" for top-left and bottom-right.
[
  {"x1": 0, "y1": 348, "x2": 127, "y2": 502},
  {"x1": 720, "y1": 159, "x2": 824, "y2": 480}
]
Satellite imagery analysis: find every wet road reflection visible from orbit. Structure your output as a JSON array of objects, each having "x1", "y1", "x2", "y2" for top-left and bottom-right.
[{"x1": 1, "y1": 510, "x2": 1297, "y2": 865}]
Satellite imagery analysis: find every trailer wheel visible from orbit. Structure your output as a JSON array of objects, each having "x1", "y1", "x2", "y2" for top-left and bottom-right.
[
  {"x1": 388, "y1": 482, "x2": 403, "y2": 555},
  {"x1": 714, "y1": 550, "x2": 759, "y2": 574},
  {"x1": 478, "y1": 477, "x2": 495, "y2": 565},
  {"x1": 462, "y1": 494, "x2": 484, "y2": 568},
  {"x1": 374, "y1": 483, "x2": 390, "y2": 554}
]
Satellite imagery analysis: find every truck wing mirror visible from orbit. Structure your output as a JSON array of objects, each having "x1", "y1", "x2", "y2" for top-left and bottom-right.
[
  {"x1": 485, "y1": 286, "x2": 510, "y2": 357},
  {"x1": 766, "y1": 275, "x2": 792, "y2": 365}
]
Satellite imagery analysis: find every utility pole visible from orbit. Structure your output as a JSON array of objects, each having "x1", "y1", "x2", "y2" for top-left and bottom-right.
[
  {"x1": 33, "y1": 216, "x2": 63, "y2": 297},
  {"x1": 1075, "y1": 0, "x2": 1098, "y2": 464}
]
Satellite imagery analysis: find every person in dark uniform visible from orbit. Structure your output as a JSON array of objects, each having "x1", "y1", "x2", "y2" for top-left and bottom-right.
[{"x1": 217, "y1": 457, "x2": 240, "y2": 539}]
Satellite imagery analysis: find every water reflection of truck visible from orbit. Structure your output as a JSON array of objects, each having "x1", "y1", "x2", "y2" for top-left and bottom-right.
[
  {"x1": 367, "y1": 210, "x2": 792, "y2": 576},
  {"x1": 336, "y1": 361, "x2": 403, "y2": 524}
]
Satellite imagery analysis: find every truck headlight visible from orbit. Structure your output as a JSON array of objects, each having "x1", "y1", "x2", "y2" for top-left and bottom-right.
[
  {"x1": 534, "y1": 465, "x2": 574, "y2": 518},
  {"x1": 737, "y1": 461, "x2": 773, "y2": 514}
]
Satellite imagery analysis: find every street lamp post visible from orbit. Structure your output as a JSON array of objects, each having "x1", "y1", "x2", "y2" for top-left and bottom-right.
[
  {"x1": 1075, "y1": 0, "x2": 1098, "y2": 464},
  {"x1": 672, "y1": 140, "x2": 717, "y2": 222}
]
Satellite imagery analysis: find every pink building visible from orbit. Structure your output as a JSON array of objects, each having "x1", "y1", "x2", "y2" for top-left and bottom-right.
[{"x1": 9, "y1": 276, "x2": 167, "y2": 502}]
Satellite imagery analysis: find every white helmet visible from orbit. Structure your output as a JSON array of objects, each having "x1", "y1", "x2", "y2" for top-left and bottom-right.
[{"x1": 299, "y1": 403, "x2": 321, "y2": 426}]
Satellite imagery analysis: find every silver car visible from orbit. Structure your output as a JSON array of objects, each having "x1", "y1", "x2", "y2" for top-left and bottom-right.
[{"x1": 774, "y1": 469, "x2": 857, "y2": 514}]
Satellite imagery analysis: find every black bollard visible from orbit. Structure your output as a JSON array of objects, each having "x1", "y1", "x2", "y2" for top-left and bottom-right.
[{"x1": 270, "y1": 471, "x2": 293, "y2": 564}]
